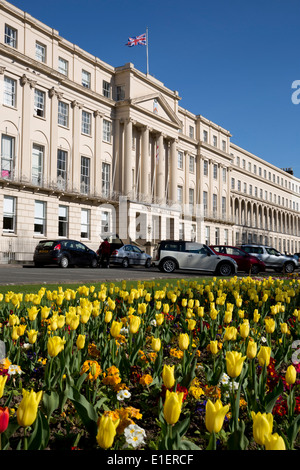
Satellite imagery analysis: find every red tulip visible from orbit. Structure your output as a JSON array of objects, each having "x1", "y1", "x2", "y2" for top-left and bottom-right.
[{"x1": 0, "y1": 407, "x2": 9, "y2": 433}]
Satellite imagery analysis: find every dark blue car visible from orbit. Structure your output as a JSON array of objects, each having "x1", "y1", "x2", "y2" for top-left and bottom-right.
[{"x1": 33, "y1": 239, "x2": 98, "y2": 268}]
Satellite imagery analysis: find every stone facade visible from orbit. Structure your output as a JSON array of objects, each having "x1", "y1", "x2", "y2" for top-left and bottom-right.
[{"x1": 0, "y1": 0, "x2": 299, "y2": 263}]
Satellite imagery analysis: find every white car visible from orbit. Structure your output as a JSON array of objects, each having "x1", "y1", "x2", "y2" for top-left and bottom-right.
[
  {"x1": 239, "y1": 244, "x2": 298, "y2": 273},
  {"x1": 153, "y1": 240, "x2": 238, "y2": 276}
]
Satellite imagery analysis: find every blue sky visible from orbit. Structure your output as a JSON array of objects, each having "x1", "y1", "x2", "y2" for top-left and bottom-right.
[{"x1": 8, "y1": 0, "x2": 300, "y2": 176}]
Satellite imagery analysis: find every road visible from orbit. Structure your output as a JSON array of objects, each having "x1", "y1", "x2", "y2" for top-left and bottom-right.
[{"x1": 0, "y1": 264, "x2": 207, "y2": 286}]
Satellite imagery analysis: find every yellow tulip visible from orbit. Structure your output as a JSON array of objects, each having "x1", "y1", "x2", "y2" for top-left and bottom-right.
[
  {"x1": 27, "y1": 306, "x2": 39, "y2": 321},
  {"x1": 57, "y1": 315, "x2": 65, "y2": 329},
  {"x1": 155, "y1": 313, "x2": 164, "y2": 326},
  {"x1": 110, "y1": 320, "x2": 122, "y2": 338},
  {"x1": 223, "y1": 326, "x2": 237, "y2": 342},
  {"x1": 163, "y1": 390, "x2": 184, "y2": 425},
  {"x1": 50, "y1": 315, "x2": 58, "y2": 331},
  {"x1": 8, "y1": 314, "x2": 19, "y2": 326},
  {"x1": 162, "y1": 303, "x2": 169, "y2": 314},
  {"x1": 96, "y1": 414, "x2": 119, "y2": 449},
  {"x1": 129, "y1": 315, "x2": 141, "y2": 334},
  {"x1": 265, "y1": 318, "x2": 275, "y2": 334},
  {"x1": 224, "y1": 311, "x2": 232, "y2": 323},
  {"x1": 80, "y1": 308, "x2": 91, "y2": 324},
  {"x1": 104, "y1": 310, "x2": 113, "y2": 323},
  {"x1": 251, "y1": 411, "x2": 273, "y2": 446},
  {"x1": 138, "y1": 303, "x2": 147, "y2": 314},
  {"x1": 0, "y1": 376, "x2": 7, "y2": 399},
  {"x1": 280, "y1": 323, "x2": 288, "y2": 335},
  {"x1": 253, "y1": 310, "x2": 260, "y2": 323},
  {"x1": 205, "y1": 399, "x2": 230, "y2": 434},
  {"x1": 257, "y1": 346, "x2": 271, "y2": 367},
  {"x1": 246, "y1": 340, "x2": 257, "y2": 360},
  {"x1": 226, "y1": 351, "x2": 246, "y2": 378},
  {"x1": 27, "y1": 329, "x2": 38, "y2": 345},
  {"x1": 47, "y1": 336, "x2": 66, "y2": 357},
  {"x1": 17, "y1": 389, "x2": 43, "y2": 427},
  {"x1": 197, "y1": 306, "x2": 204, "y2": 317},
  {"x1": 187, "y1": 319, "x2": 196, "y2": 331},
  {"x1": 69, "y1": 314, "x2": 80, "y2": 331},
  {"x1": 11, "y1": 326, "x2": 19, "y2": 341},
  {"x1": 181, "y1": 299, "x2": 187, "y2": 307},
  {"x1": 209, "y1": 340, "x2": 219, "y2": 355},
  {"x1": 239, "y1": 320, "x2": 250, "y2": 339},
  {"x1": 178, "y1": 333, "x2": 189, "y2": 351},
  {"x1": 264, "y1": 433, "x2": 286, "y2": 450},
  {"x1": 76, "y1": 334, "x2": 86, "y2": 350},
  {"x1": 17, "y1": 324, "x2": 27, "y2": 336},
  {"x1": 151, "y1": 337, "x2": 161, "y2": 352},
  {"x1": 285, "y1": 365, "x2": 296, "y2": 385},
  {"x1": 162, "y1": 364, "x2": 175, "y2": 389}
]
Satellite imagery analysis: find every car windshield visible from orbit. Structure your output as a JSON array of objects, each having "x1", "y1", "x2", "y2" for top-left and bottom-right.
[
  {"x1": 266, "y1": 248, "x2": 280, "y2": 255},
  {"x1": 37, "y1": 241, "x2": 55, "y2": 248},
  {"x1": 244, "y1": 246, "x2": 264, "y2": 254}
]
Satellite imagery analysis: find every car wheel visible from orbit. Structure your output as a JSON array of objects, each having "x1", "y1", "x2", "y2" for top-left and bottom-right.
[
  {"x1": 122, "y1": 257, "x2": 129, "y2": 268},
  {"x1": 90, "y1": 258, "x2": 98, "y2": 268},
  {"x1": 284, "y1": 262, "x2": 295, "y2": 273},
  {"x1": 60, "y1": 256, "x2": 69, "y2": 268},
  {"x1": 217, "y1": 262, "x2": 233, "y2": 276},
  {"x1": 161, "y1": 258, "x2": 176, "y2": 273},
  {"x1": 145, "y1": 258, "x2": 151, "y2": 268},
  {"x1": 250, "y1": 264, "x2": 260, "y2": 275}
]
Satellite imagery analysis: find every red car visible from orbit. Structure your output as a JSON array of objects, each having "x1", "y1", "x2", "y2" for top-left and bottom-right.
[{"x1": 209, "y1": 245, "x2": 266, "y2": 274}]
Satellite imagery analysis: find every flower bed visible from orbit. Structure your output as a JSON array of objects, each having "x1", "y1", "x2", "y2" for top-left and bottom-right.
[{"x1": 0, "y1": 275, "x2": 300, "y2": 450}]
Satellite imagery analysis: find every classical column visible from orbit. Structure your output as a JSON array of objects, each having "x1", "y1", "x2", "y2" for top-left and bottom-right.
[
  {"x1": 208, "y1": 159, "x2": 213, "y2": 214},
  {"x1": 156, "y1": 132, "x2": 164, "y2": 202},
  {"x1": 169, "y1": 138, "x2": 177, "y2": 204},
  {"x1": 20, "y1": 74, "x2": 37, "y2": 183},
  {"x1": 71, "y1": 100, "x2": 83, "y2": 193},
  {"x1": 141, "y1": 125, "x2": 149, "y2": 201},
  {"x1": 124, "y1": 118, "x2": 132, "y2": 197},
  {"x1": 184, "y1": 150, "x2": 189, "y2": 209},
  {"x1": 49, "y1": 87, "x2": 63, "y2": 188},
  {"x1": 94, "y1": 110, "x2": 103, "y2": 196}
]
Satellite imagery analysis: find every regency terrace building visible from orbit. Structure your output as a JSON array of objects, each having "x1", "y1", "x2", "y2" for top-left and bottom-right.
[{"x1": 0, "y1": 0, "x2": 300, "y2": 264}]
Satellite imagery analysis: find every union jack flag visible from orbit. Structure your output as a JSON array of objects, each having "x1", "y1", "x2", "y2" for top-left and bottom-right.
[{"x1": 125, "y1": 33, "x2": 147, "y2": 47}]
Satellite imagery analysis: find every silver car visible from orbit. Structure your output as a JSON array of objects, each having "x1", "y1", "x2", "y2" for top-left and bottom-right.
[
  {"x1": 153, "y1": 240, "x2": 238, "y2": 276},
  {"x1": 110, "y1": 244, "x2": 152, "y2": 268},
  {"x1": 239, "y1": 244, "x2": 298, "y2": 273}
]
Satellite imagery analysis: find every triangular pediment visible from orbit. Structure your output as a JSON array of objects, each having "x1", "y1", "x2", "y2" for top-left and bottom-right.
[{"x1": 130, "y1": 92, "x2": 181, "y2": 128}]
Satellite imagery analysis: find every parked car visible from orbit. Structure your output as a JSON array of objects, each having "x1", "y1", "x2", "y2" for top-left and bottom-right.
[
  {"x1": 153, "y1": 240, "x2": 238, "y2": 275},
  {"x1": 110, "y1": 244, "x2": 152, "y2": 268},
  {"x1": 33, "y1": 239, "x2": 98, "y2": 268},
  {"x1": 209, "y1": 245, "x2": 266, "y2": 274},
  {"x1": 238, "y1": 244, "x2": 298, "y2": 273}
]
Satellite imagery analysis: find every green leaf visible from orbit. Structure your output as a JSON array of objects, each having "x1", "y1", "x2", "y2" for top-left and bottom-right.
[
  {"x1": 42, "y1": 391, "x2": 60, "y2": 421},
  {"x1": 265, "y1": 379, "x2": 284, "y2": 413},
  {"x1": 179, "y1": 439, "x2": 202, "y2": 450},
  {"x1": 172, "y1": 416, "x2": 190, "y2": 438},
  {"x1": 27, "y1": 410, "x2": 50, "y2": 450},
  {"x1": 287, "y1": 414, "x2": 300, "y2": 448},
  {"x1": 67, "y1": 387, "x2": 98, "y2": 436},
  {"x1": 227, "y1": 421, "x2": 249, "y2": 450}
]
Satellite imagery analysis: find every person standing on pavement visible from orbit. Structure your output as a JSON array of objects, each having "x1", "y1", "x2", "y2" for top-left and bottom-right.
[{"x1": 98, "y1": 238, "x2": 110, "y2": 268}]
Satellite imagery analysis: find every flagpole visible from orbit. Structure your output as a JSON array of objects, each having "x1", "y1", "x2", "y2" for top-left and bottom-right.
[{"x1": 146, "y1": 27, "x2": 149, "y2": 75}]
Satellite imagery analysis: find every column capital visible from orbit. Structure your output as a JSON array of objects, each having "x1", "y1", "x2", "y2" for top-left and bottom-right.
[
  {"x1": 49, "y1": 86, "x2": 63, "y2": 100},
  {"x1": 0, "y1": 66, "x2": 6, "y2": 75},
  {"x1": 20, "y1": 74, "x2": 37, "y2": 88},
  {"x1": 93, "y1": 110, "x2": 103, "y2": 118},
  {"x1": 71, "y1": 100, "x2": 83, "y2": 109}
]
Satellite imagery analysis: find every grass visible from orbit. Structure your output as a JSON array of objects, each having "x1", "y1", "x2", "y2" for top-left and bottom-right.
[{"x1": 0, "y1": 271, "x2": 295, "y2": 295}]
